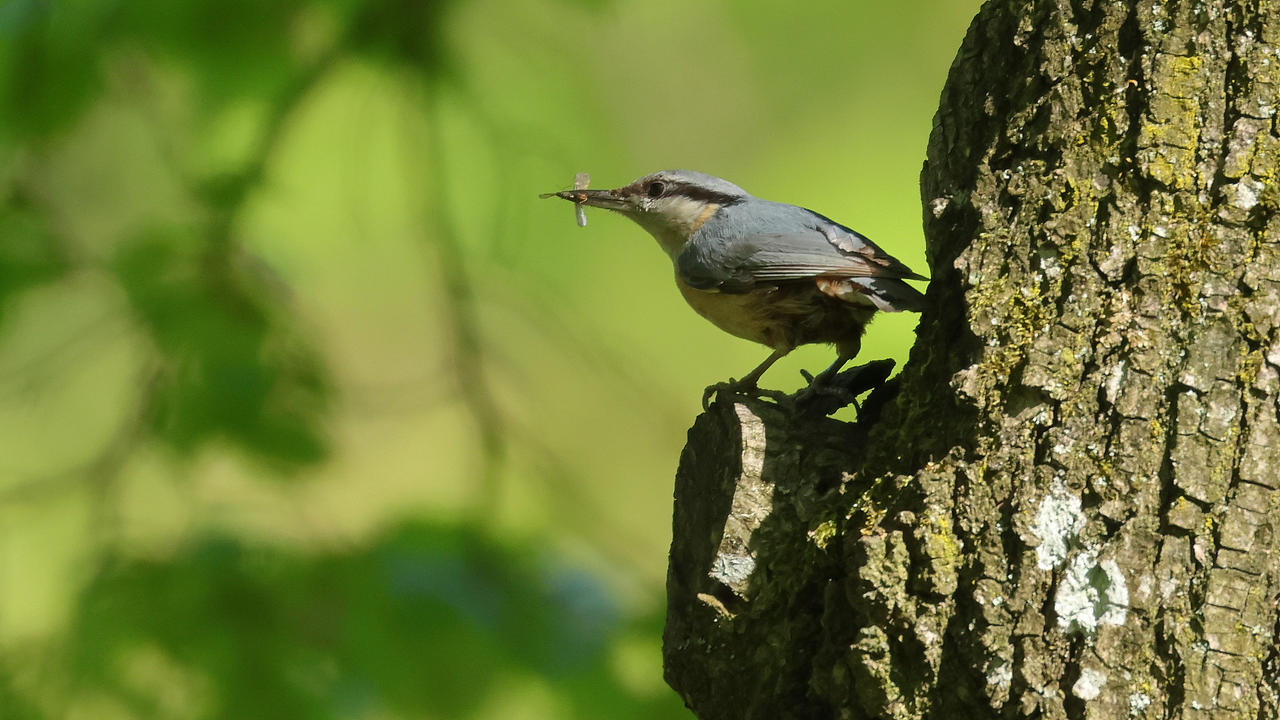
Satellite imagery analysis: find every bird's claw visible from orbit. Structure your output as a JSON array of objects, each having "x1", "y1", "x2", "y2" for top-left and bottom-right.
[
  {"x1": 703, "y1": 360, "x2": 897, "y2": 416},
  {"x1": 792, "y1": 359, "x2": 897, "y2": 417},
  {"x1": 792, "y1": 381, "x2": 861, "y2": 415},
  {"x1": 701, "y1": 379, "x2": 737, "y2": 410},
  {"x1": 702, "y1": 379, "x2": 790, "y2": 410}
]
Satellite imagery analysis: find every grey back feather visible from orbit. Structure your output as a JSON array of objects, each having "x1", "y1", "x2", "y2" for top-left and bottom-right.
[{"x1": 676, "y1": 199, "x2": 926, "y2": 311}]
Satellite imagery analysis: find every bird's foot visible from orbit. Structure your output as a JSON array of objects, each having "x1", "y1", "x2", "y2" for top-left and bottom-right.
[
  {"x1": 702, "y1": 378, "x2": 791, "y2": 410},
  {"x1": 792, "y1": 359, "x2": 896, "y2": 417}
]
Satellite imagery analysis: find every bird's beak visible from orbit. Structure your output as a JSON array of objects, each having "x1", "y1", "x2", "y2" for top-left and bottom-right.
[{"x1": 541, "y1": 188, "x2": 632, "y2": 212}]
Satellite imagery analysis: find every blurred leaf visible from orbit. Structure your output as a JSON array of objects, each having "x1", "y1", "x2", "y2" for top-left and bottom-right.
[
  {"x1": 55, "y1": 520, "x2": 684, "y2": 719},
  {"x1": 0, "y1": 193, "x2": 67, "y2": 327},
  {"x1": 345, "y1": 0, "x2": 455, "y2": 77},
  {"x1": 105, "y1": 0, "x2": 306, "y2": 105},
  {"x1": 111, "y1": 227, "x2": 330, "y2": 469},
  {"x1": 0, "y1": 660, "x2": 43, "y2": 720},
  {"x1": 0, "y1": 0, "x2": 315, "y2": 144},
  {"x1": 0, "y1": 0, "x2": 113, "y2": 140}
]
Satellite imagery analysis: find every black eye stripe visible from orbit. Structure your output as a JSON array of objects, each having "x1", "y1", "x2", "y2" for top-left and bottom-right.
[
  {"x1": 668, "y1": 183, "x2": 743, "y2": 206},
  {"x1": 629, "y1": 179, "x2": 744, "y2": 206}
]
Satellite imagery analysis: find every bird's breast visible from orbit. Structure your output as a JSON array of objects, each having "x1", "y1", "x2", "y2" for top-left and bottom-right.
[
  {"x1": 673, "y1": 275, "x2": 876, "y2": 352},
  {"x1": 675, "y1": 276, "x2": 779, "y2": 347}
]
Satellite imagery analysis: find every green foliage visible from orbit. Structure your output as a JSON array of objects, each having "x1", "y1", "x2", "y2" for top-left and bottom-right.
[
  {"x1": 111, "y1": 228, "x2": 330, "y2": 468},
  {"x1": 0, "y1": 0, "x2": 111, "y2": 139},
  {"x1": 0, "y1": 193, "x2": 67, "y2": 327},
  {"x1": 344, "y1": 0, "x2": 456, "y2": 74},
  {"x1": 106, "y1": 0, "x2": 306, "y2": 102},
  {"x1": 0, "y1": 663, "x2": 42, "y2": 720},
  {"x1": 48, "y1": 521, "x2": 679, "y2": 720},
  {"x1": 0, "y1": 0, "x2": 311, "y2": 141}
]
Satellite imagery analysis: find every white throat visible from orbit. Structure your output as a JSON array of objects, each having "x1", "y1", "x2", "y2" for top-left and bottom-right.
[{"x1": 629, "y1": 196, "x2": 722, "y2": 258}]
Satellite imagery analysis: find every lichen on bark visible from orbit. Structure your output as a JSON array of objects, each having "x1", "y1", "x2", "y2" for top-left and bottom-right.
[{"x1": 663, "y1": 1, "x2": 1280, "y2": 718}]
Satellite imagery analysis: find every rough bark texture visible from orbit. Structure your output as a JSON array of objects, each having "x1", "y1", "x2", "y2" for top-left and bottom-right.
[{"x1": 663, "y1": 0, "x2": 1280, "y2": 717}]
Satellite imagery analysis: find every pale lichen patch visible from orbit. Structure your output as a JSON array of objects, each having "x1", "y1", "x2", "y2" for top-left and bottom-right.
[
  {"x1": 1056, "y1": 552, "x2": 1130, "y2": 635},
  {"x1": 1032, "y1": 480, "x2": 1085, "y2": 570},
  {"x1": 710, "y1": 553, "x2": 756, "y2": 588},
  {"x1": 1231, "y1": 176, "x2": 1263, "y2": 211},
  {"x1": 986, "y1": 661, "x2": 1013, "y2": 691},
  {"x1": 1129, "y1": 691, "x2": 1153, "y2": 715},
  {"x1": 1072, "y1": 667, "x2": 1107, "y2": 701}
]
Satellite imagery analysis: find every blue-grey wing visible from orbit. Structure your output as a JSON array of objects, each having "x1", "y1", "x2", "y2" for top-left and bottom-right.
[
  {"x1": 678, "y1": 219, "x2": 923, "y2": 286},
  {"x1": 675, "y1": 239, "x2": 760, "y2": 292},
  {"x1": 756, "y1": 211, "x2": 925, "y2": 279},
  {"x1": 675, "y1": 207, "x2": 926, "y2": 311}
]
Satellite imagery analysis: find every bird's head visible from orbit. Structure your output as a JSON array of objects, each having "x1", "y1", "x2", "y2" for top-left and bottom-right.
[{"x1": 549, "y1": 170, "x2": 749, "y2": 256}]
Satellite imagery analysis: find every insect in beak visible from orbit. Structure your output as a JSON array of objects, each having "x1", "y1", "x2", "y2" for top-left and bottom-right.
[{"x1": 539, "y1": 172, "x2": 592, "y2": 227}]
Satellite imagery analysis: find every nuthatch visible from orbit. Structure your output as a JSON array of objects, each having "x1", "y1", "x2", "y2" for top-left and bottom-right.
[{"x1": 546, "y1": 170, "x2": 926, "y2": 403}]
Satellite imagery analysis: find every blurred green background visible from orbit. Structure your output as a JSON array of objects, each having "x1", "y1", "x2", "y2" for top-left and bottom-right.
[{"x1": 0, "y1": 0, "x2": 979, "y2": 717}]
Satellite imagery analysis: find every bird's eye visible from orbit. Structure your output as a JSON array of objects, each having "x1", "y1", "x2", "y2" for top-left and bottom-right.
[{"x1": 646, "y1": 181, "x2": 666, "y2": 198}]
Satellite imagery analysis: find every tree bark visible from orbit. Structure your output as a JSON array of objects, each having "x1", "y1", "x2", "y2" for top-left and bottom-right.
[{"x1": 663, "y1": 0, "x2": 1280, "y2": 717}]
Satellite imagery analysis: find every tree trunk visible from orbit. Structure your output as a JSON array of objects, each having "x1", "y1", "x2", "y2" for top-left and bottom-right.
[{"x1": 663, "y1": 0, "x2": 1280, "y2": 717}]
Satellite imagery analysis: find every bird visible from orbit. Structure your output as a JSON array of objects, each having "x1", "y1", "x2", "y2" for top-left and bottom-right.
[{"x1": 545, "y1": 169, "x2": 926, "y2": 407}]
